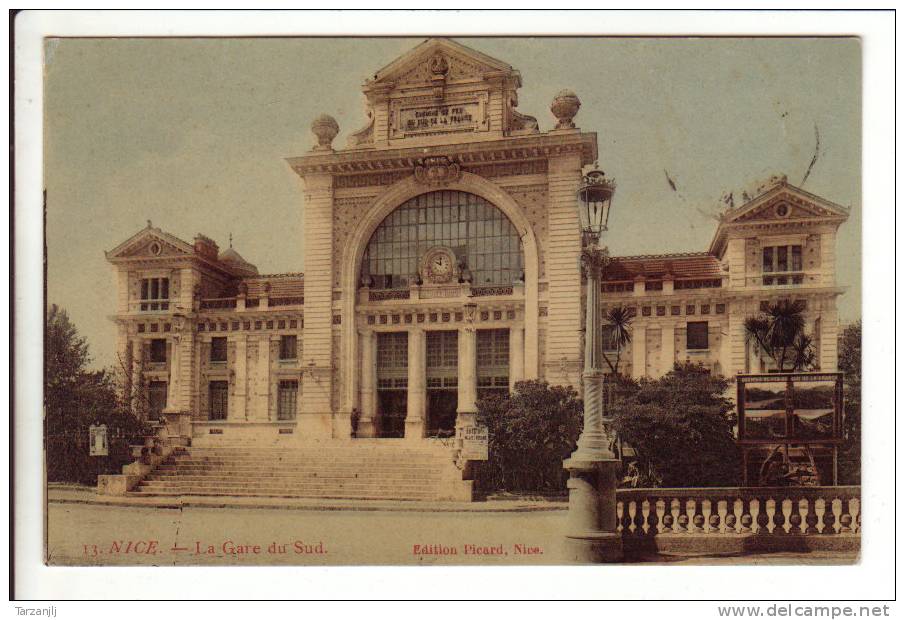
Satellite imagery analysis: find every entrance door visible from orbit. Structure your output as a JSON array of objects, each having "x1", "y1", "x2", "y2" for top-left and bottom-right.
[
  {"x1": 426, "y1": 330, "x2": 458, "y2": 437},
  {"x1": 376, "y1": 332, "x2": 408, "y2": 438}
]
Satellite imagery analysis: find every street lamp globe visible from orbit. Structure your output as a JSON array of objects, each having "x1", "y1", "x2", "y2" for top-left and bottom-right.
[{"x1": 576, "y1": 169, "x2": 616, "y2": 245}]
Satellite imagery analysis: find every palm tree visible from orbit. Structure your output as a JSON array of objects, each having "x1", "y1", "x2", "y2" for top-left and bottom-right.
[
  {"x1": 744, "y1": 300, "x2": 816, "y2": 371},
  {"x1": 601, "y1": 306, "x2": 633, "y2": 375}
]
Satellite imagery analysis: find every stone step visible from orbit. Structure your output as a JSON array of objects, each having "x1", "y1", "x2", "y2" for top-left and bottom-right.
[
  {"x1": 130, "y1": 444, "x2": 462, "y2": 501},
  {"x1": 147, "y1": 472, "x2": 443, "y2": 484},
  {"x1": 131, "y1": 490, "x2": 438, "y2": 500},
  {"x1": 181, "y1": 450, "x2": 451, "y2": 460},
  {"x1": 164, "y1": 459, "x2": 447, "y2": 468},
  {"x1": 170, "y1": 455, "x2": 448, "y2": 463},
  {"x1": 136, "y1": 483, "x2": 438, "y2": 496}
]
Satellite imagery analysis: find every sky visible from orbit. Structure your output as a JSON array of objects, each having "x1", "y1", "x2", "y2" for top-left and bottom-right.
[{"x1": 43, "y1": 37, "x2": 861, "y2": 369}]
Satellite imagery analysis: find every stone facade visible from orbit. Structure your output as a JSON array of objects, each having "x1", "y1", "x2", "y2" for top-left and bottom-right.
[{"x1": 106, "y1": 38, "x2": 849, "y2": 457}]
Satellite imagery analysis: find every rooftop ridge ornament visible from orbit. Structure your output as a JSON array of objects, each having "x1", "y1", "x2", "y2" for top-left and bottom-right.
[
  {"x1": 311, "y1": 114, "x2": 339, "y2": 151},
  {"x1": 551, "y1": 89, "x2": 581, "y2": 130},
  {"x1": 413, "y1": 155, "x2": 461, "y2": 186},
  {"x1": 429, "y1": 53, "x2": 450, "y2": 100}
]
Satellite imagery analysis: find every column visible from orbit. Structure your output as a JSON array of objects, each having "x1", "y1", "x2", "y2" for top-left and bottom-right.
[
  {"x1": 631, "y1": 324, "x2": 647, "y2": 379},
  {"x1": 231, "y1": 334, "x2": 247, "y2": 420},
  {"x1": 457, "y1": 326, "x2": 478, "y2": 426},
  {"x1": 405, "y1": 328, "x2": 425, "y2": 440},
  {"x1": 660, "y1": 323, "x2": 676, "y2": 377},
  {"x1": 358, "y1": 330, "x2": 377, "y2": 437},
  {"x1": 509, "y1": 326, "x2": 525, "y2": 390}
]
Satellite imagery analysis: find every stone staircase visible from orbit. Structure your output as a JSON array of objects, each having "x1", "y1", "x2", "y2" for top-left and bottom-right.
[{"x1": 130, "y1": 440, "x2": 471, "y2": 501}]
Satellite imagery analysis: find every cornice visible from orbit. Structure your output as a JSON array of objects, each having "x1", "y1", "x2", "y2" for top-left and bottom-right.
[{"x1": 286, "y1": 132, "x2": 597, "y2": 178}]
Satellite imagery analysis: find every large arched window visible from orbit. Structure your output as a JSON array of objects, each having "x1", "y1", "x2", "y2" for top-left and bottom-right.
[{"x1": 362, "y1": 190, "x2": 524, "y2": 289}]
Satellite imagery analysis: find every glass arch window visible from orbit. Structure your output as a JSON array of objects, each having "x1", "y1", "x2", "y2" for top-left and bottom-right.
[{"x1": 362, "y1": 190, "x2": 524, "y2": 289}]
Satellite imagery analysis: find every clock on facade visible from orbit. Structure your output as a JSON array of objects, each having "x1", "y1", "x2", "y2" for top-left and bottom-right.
[{"x1": 419, "y1": 246, "x2": 459, "y2": 284}]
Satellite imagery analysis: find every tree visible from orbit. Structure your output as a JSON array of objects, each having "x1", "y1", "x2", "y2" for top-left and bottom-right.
[
  {"x1": 610, "y1": 363, "x2": 741, "y2": 487},
  {"x1": 44, "y1": 304, "x2": 147, "y2": 483},
  {"x1": 837, "y1": 321, "x2": 861, "y2": 485},
  {"x1": 476, "y1": 380, "x2": 583, "y2": 495},
  {"x1": 601, "y1": 306, "x2": 633, "y2": 375},
  {"x1": 744, "y1": 300, "x2": 816, "y2": 371}
]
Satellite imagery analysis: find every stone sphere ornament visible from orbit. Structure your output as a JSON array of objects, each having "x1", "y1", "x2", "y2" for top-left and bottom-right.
[
  {"x1": 311, "y1": 114, "x2": 340, "y2": 150},
  {"x1": 551, "y1": 89, "x2": 581, "y2": 129}
]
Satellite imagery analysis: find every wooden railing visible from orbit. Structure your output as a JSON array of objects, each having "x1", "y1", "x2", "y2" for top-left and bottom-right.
[{"x1": 615, "y1": 487, "x2": 860, "y2": 555}]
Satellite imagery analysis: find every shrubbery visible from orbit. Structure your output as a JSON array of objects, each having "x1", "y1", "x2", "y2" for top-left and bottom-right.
[
  {"x1": 611, "y1": 363, "x2": 741, "y2": 488},
  {"x1": 476, "y1": 380, "x2": 582, "y2": 495}
]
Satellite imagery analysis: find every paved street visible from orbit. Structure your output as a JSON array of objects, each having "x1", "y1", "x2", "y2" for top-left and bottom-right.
[{"x1": 48, "y1": 501, "x2": 571, "y2": 566}]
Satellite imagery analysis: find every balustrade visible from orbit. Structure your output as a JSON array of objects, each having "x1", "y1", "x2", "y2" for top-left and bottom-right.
[{"x1": 615, "y1": 487, "x2": 860, "y2": 539}]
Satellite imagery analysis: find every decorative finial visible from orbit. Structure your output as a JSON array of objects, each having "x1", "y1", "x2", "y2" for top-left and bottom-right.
[
  {"x1": 551, "y1": 89, "x2": 581, "y2": 130},
  {"x1": 311, "y1": 114, "x2": 340, "y2": 151},
  {"x1": 229, "y1": 232, "x2": 233, "y2": 248},
  {"x1": 146, "y1": 219, "x2": 152, "y2": 228}
]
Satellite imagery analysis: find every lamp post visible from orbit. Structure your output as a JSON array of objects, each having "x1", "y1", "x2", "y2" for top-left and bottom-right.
[{"x1": 563, "y1": 168, "x2": 623, "y2": 563}]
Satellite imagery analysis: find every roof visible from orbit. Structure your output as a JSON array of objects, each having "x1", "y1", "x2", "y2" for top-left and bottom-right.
[
  {"x1": 241, "y1": 273, "x2": 305, "y2": 298},
  {"x1": 603, "y1": 252, "x2": 723, "y2": 281},
  {"x1": 218, "y1": 247, "x2": 259, "y2": 276}
]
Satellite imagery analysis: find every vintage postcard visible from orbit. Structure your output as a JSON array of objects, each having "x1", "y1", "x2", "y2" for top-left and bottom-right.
[{"x1": 39, "y1": 32, "x2": 863, "y2": 571}]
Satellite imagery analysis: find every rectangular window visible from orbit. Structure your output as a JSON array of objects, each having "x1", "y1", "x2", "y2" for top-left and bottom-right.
[
  {"x1": 791, "y1": 245, "x2": 803, "y2": 271},
  {"x1": 277, "y1": 380, "x2": 298, "y2": 420},
  {"x1": 762, "y1": 245, "x2": 803, "y2": 277},
  {"x1": 762, "y1": 247, "x2": 774, "y2": 273},
  {"x1": 280, "y1": 335, "x2": 298, "y2": 360},
  {"x1": 686, "y1": 322, "x2": 709, "y2": 350},
  {"x1": 777, "y1": 246, "x2": 788, "y2": 272},
  {"x1": 377, "y1": 332, "x2": 408, "y2": 370},
  {"x1": 149, "y1": 339, "x2": 167, "y2": 363},
  {"x1": 426, "y1": 331, "x2": 458, "y2": 369},
  {"x1": 477, "y1": 329, "x2": 510, "y2": 400},
  {"x1": 147, "y1": 381, "x2": 168, "y2": 420},
  {"x1": 601, "y1": 325, "x2": 619, "y2": 352},
  {"x1": 140, "y1": 277, "x2": 170, "y2": 311},
  {"x1": 210, "y1": 337, "x2": 227, "y2": 363},
  {"x1": 208, "y1": 381, "x2": 228, "y2": 421}
]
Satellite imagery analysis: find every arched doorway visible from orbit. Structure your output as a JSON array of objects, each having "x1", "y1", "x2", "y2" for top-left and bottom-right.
[{"x1": 360, "y1": 189, "x2": 525, "y2": 437}]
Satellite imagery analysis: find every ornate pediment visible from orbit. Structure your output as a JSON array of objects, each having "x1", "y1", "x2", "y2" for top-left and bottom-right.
[
  {"x1": 367, "y1": 38, "x2": 516, "y2": 89},
  {"x1": 354, "y1": 38, "x2": 531, "y2": 144},
  {"x1": 722, "y1": 182, "x2": 850, "y2": 225},
  {"x1": 709, "y1": 182, "x2": 850, "y2": 256},
  {"x1": 106, "y1": 225, "x2": 194, "y2": 261}
]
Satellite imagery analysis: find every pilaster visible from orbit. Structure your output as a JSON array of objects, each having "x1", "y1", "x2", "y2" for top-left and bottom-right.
[
  {"x1": 231, "y1": 333, "x2": 248, "y2": 420},
  {"x1": 359, "y1": 329, "x2": 377, "y2": 437},
  {"x1": 254, "y1": 334, "x2": 271, "y2": 421},
  {"x1": 300, "y1": 172, "x2": 335, "y2": 429},
  {"x1": 631, "y1": 324, "x2": 647, "y2": 379},
  {"x1": 457, "y1": 326, "x2": 478, "y2": 422},
  {"x1": 545, "y1": 152, "x2": 583, "y2": 387},
  {"x1": 660, "y1": 323, "x2": 676, "y2": 376}
]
